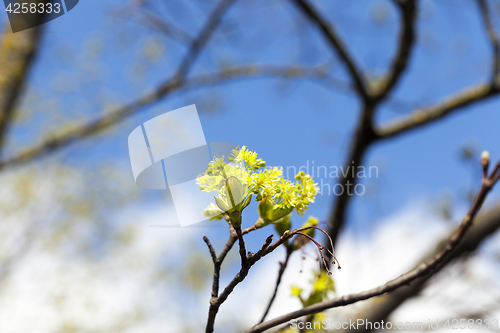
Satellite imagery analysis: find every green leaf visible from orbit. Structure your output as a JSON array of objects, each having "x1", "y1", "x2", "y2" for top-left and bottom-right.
[
  {"x1": 242, "y1": 194, "x2": 252, "y2": 210},
  {"x1": 214, "y1": 196, "x2": 230, "y2": 212},
  {"x1": 226, "y1": 176, "x2": 246, "y2": 207}
]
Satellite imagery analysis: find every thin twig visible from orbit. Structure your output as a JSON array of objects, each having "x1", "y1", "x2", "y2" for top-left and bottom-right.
[
  {"x1": 203, "y1": 236, "x2": 217, "y2": 264},
  {"x1": 205, "y1": 223, "x2": 331, "y2": 332},
  {"x1": 376, "y1": 83, "x2": 500, "y2": 139},
  {"x1": 296, "y1": 232, "x2": 335, "y2": 275}
]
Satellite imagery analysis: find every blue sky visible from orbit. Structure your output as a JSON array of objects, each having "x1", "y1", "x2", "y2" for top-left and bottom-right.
[{"x1": 4, "y1": 0, "x2": 500, "y2": 239}]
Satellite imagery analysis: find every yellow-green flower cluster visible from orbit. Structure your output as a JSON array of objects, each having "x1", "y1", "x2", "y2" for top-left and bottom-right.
[
  {"x1": 228, "y1": 146, "x2": 266, "y2": 171},
  {"x1": 197, "y1": 146, "x2": 318, "y2": 222}
]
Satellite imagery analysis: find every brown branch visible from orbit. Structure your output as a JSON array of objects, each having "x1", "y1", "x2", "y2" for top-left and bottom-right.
[
  {"x1": 205, "y1": 224, "x2": 328, "y2": 333},
  {"x1": 375, "y1": 0, "x2": 417, "y2": 101},
  {"x1": 476, "y1": 0, "x2": 500, "y2": 81},
  {"x1": 342, "y1": 207, "x2": 500, "y2": 333},
  {"x1": 204, "y1": 219, "x2": 269, "y2": 333},
  {"x1": 205, "y1": 233, "x2": 274, "y2": 333},
  {"x1": 203, "y1": 221, "x2": 262, "y2": 315},
  {"x1": 235, "y1": 225, "x2": 249, "y2": 268},
  {"x1": 324, "y1": 0, "x2": 417, "y2": 246},
  {"x1": 203, "y1": 236, "x2": 217, "y2": 264},
  {"x1": 0, "y1": 64, "x2": 333, "y2": 171},
  {"x1": 0, "y1": 10, "x2": 47, "y2": 152},
  {"x1": 244, "y1": 155, "x2": 500, "y2": 333},
  {"x1": 376, "y1": 83, "x2": 500, "y2": 139},
  {"x1": 291, "y1": 0, "x2": 368, "y2": 99},
  {"x1": 326, "y1": 102, "x2": 378, "y2": 246},
  {"x1": 370, "y1": 0, "x2": 500, "y2": 141}
]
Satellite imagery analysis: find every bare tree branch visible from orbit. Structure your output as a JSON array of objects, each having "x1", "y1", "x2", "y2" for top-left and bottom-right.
[
  {"x1": 203, "y1": 236, "x2": 217, "y2": 264},
  {"x1": 316, "y1": 3, "x2": 500, "y2": 329},
  {"x1": 345, "y1": 162, "x2": 500, "y2": 333},
  {"x1": 343, "y1": 210, "x2": 500, "y2": 333},
  {"x1": 476, "y1": 0, "x2": 500, "y2": 81},
  {"x1": 325, "y1": 102, "x2": 378, "y2": 246},
  {"x1": 375, "y1": 0, "x2": 417, "y2": 101},
  {"x1": 376, "y1": 83, "x2": 500, "y2": 139},
  {"x1": 0, "y1": 0, "x2": 236, "y2": 164},
  {"x1": 0, "y1": 0, "x2": 235, "y2": 168},
  {"x1": 0, "y1": 11, "x2": 47, "y2": 152},
  {"x1": 245, "y1": 157, "x2": 500, "y2": 333},
  {"x1": 376, "y1": 0, "x2": 500, "y2": 140},
  {"x1": 325, "y1": 0, "x2": 417, "y2": 246},
  {"x1": 291, "y1": 0, "x2": 368, "y2": 99},
  {"x1": 204, "y1": 222, "x2": 333, "y2": 333},
  {"x1": 0, "y1": 64, "x2": 334, "y2": 171}
]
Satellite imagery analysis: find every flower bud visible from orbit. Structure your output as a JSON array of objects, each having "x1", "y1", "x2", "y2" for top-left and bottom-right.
[
  {"x1": 258, "y1": 197, "x2": 274, "y2": 221},
  {"x1": 270, "y1": 206, "x2": 293, "y2": 222},
  {"x1": 481, "y1": 150, "x2": 490, "y2": 168},
  {"x1": 241, "y1": 194, "x2": 252, "y2": 210}
]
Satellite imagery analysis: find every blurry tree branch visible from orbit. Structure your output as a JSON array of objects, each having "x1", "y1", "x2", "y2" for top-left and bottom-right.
[
  {"x1": 374, "y1": 0, "x2": 416, "y2": 101},
  {"x1": 325, "y1": 99, "x2": 378, "y2": 254},
  {"x1": 342, "y1": 204, "x2": 500, "y2": 333},
  {"x1": 377, "y1": 83, "x2": 500, "y2": 139},
  {"x1": 291, "y1": 0, "x2": 368, "y2": 99},
  {"x1": 0, "y1": 10, "x2": 47, "y2": 152},
  {"x1": 374, "y1": 0, "x2": 500, "y2": 142},
  {"x1": 322, "y1": 0, "x2": 500, "y2": 256},
  {"x1": 0, "y1": 64, "x2": 335, "y2": 171},
  {"x1": 0, "y1": 0, "x2": 237, "y2": 169},
  {"x1": 325, "y1": 0, "x2": 417, "y2": 246},
  {"x1": 175, "y1": 0, "x2": 236, "y2": 79},
  {"x1": 140, "y1": 11, "x2": 193, "y2": 43},
  {"x1": 315, "y1": 2, "x2": 500, "y2": 329},
  {"x1": 476, "y1": 0, "x2": 500, "y2": 81},
  {"x1": 245, "y1": 156, "x2": 500, "y2": 333}
]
